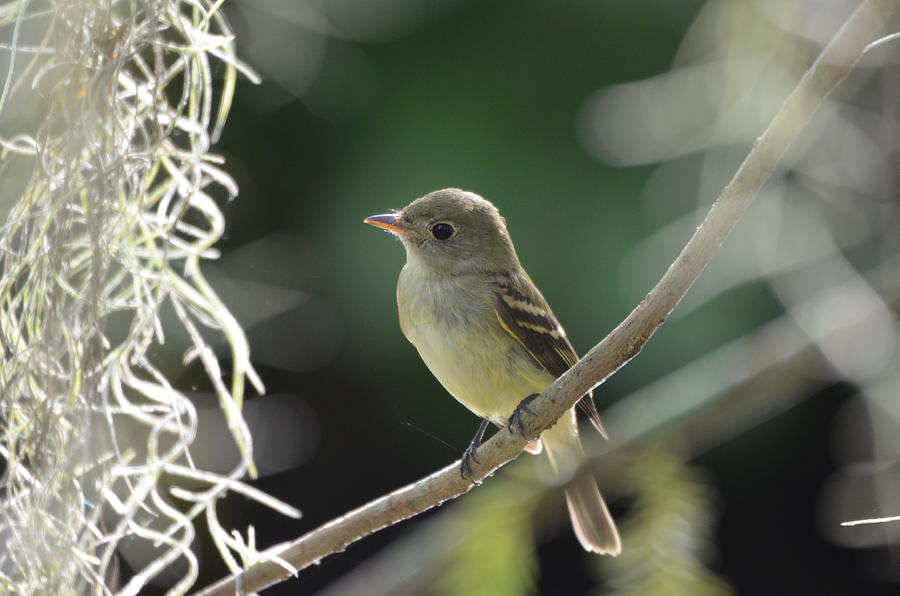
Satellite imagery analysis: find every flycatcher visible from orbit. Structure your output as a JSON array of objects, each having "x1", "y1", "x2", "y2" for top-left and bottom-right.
[{"x1": 364, "y1": 188, "x2": 620, "y2": 555}]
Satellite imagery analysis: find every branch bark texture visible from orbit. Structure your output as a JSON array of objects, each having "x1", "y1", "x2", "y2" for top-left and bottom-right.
[{"x1": 195, "y1": 1, "x2": 897, "y2": 593}]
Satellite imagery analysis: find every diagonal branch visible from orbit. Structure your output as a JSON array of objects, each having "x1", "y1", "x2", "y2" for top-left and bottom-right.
[{"x1": 194, "y1": 1, "x2": 898, "y2": 593}]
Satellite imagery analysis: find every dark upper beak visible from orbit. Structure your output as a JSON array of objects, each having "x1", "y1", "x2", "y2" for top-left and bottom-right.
[{"x1": 363, "y1": 213, "x2": 414, "y2": 235}]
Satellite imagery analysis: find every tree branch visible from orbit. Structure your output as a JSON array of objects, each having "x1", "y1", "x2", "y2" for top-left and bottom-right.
[{"x1": 194, "y1": 1, "x2": 898, "y2": 593}]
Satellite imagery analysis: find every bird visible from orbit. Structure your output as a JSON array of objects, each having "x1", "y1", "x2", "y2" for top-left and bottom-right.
[{"x1": 363, "y1": 188, "x2": 620, "y2": 555}]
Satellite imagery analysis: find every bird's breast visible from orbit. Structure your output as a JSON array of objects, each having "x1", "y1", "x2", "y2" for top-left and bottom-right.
[{"x1": 397, "y1": 267, "x2": 554, "y2": 422}]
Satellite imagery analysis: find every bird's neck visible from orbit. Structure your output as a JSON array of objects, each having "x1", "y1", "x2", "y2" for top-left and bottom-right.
[{"x1": 402, "y1": 246, "x2": 520, "y2": 280}]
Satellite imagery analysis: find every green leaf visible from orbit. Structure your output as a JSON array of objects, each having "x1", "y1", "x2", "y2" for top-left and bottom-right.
[
  {"x1": 600, "y1": 445, "x2": 734, "y2": 596},
  {"x1": 433, "y1": 479, "x2": 541, "y2": 596}
]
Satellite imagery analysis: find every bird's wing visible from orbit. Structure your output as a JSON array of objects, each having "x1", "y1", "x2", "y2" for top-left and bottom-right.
[{"x1": 491, "y1": 272, "x2": 606, "y2": 437}]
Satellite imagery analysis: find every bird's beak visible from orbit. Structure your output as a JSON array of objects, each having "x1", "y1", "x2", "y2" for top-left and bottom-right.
[{"x1": 363, "y1": 213, "x2": 413, "y2": 235}]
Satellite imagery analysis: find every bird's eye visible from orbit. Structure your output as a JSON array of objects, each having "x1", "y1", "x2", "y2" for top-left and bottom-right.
[{"x1": 431, "y1": 223, "x2": 454, "y2": 240}]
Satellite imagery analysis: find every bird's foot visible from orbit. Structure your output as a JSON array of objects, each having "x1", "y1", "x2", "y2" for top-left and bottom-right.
[
  {"x1": 507, "y1": 393, "x2": 540, "y2": 437},
  {"x1": 459, "y1": 418, "x2": 490, "y2": 480},
  {"x1": 460, "y1": 442, "x2": 480, "y2": 479}
]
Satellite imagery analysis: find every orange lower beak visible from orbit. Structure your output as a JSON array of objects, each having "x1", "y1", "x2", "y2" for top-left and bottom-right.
[{"x1": 363, "y1": 213, "x2": 413, "y2": 235}]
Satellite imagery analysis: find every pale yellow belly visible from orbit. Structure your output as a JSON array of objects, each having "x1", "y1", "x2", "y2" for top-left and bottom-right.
[{"x1": 404, "y1": 312, "x2": 556, "y2": 425}]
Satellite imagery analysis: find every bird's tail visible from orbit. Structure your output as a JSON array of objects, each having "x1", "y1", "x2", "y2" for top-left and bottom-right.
[{"x1": 541, "y1": 410, "x2": 621, "y2": 555}]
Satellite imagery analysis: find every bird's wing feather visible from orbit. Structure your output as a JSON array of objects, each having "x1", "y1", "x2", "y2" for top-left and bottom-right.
[{"x1": 491, "y1": 272, "x2": 606, "y2": 437}]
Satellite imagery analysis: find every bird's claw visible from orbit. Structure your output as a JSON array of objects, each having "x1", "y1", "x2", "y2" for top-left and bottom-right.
[
  {"x1": 507, "y1": 393, "x2": 540, "y2": 437},
  {"x1": 460, "y1": 418, "x2": 489, "y2": 480},
  {"x1": 460, "y1": 443, "x2": 480, "y2": 479}
]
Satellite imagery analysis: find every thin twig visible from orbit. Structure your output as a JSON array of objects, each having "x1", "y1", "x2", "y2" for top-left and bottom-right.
[
  {"x1": 193, "y1": 1, "x2": 898, "y2": 593},
  {"x1": 842, "y1": 515, "x2": 900, "y2": 526}
]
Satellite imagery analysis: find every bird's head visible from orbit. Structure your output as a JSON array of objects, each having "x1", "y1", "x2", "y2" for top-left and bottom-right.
[{"x1": 364, "y1": 188, "x2": 520, "y2": 275}]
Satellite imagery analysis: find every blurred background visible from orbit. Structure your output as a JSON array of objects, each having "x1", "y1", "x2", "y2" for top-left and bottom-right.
[
  {"x1": 196, "y1": 0, "x2": 900, "y2": 594},
  {"x1": 5, "y1": 0, "x2": 899, "y2": 594}
]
